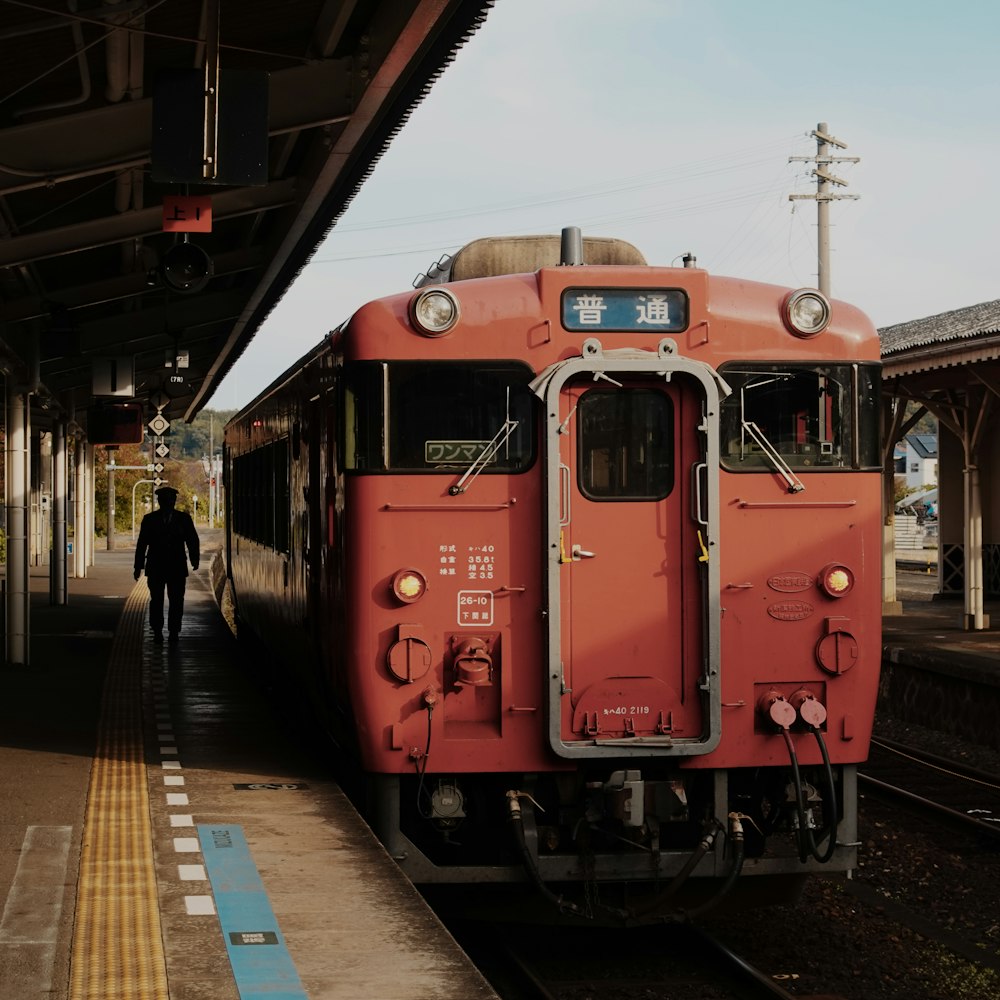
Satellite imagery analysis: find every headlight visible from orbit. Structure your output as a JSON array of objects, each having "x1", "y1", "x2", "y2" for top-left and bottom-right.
[
  {"x1": 782, "y1": 288, "x2": 831, "y2": 337},
  {"x1": 391, "y1": 568, "x2": 427, "y2": 604},
  {"x1": 410, "y1": 288, "x2": 460, "y2": 336},
  {"x1": 818, "y1": 562, "x2": 854, "y2": 597}
]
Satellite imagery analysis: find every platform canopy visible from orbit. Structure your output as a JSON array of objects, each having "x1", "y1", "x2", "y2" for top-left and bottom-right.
[
  {"x1": 0, "y1": 0, "x2": 493, "y2": 434},
  {"x1": 881, "y1": 299, "x2": 1000, "y2": 629}
]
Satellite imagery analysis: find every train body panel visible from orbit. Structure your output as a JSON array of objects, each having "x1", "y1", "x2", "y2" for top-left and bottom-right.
[
  {"x1": 225, "y1": 233, "x2": 882, "y2": 913},
  {"x1": 345, "y1": 472, "x2": 552, "y2": 774}
]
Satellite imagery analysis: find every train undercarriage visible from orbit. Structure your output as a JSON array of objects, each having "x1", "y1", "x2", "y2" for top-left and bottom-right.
[{"x1": 370, "y1": 761, "x2": 856, "y2": 921}]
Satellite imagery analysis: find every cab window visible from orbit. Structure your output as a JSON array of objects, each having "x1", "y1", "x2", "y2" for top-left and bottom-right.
[
  {"x1": 720, "y1": 362, "x2": 880, "y2": 471},
  {"x1": 345, "y1": 361, "x2": 536, "y2": 473}
]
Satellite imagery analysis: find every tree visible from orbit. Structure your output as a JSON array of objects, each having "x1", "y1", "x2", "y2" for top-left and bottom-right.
[
  {"x1": 94, "y1": 443, "x2": 150, "y2": 536},
  {"x1": 169, "y1": 408, "x2": 236, "y2": 460}
]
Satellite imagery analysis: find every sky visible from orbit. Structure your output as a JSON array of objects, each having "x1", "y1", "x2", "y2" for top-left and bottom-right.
[{"x1": 211, "y1": 0, "x2": 1000, "y2": 411}]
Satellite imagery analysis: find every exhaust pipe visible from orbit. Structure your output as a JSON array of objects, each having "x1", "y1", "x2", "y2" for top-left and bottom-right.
[{"x1": 560, "y1": 226, "x2": 583, "y2": 266}]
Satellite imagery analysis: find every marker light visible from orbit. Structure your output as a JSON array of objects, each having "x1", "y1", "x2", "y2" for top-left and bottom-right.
[
  {"x1": 818, "y1": 562, "x2": 854, "y2": 598},
  {"x1": 410, "y1": 288, "x2": 460, "y2": 336},
  {"x1": 392, "y1": 568, "x2": 427, "y2": 604},
  {"x1": 782, "y1": 288, "x2": 831, "y2": 337}
]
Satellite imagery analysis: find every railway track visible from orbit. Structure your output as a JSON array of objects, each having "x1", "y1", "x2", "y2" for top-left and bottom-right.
[
  {"x1": 860, "y1": 735, "x2": 1000, "y2": 838},
  {"x1": 850, "y1": 731, "x2": 1000, "y2": 983},
  {"x1": 446, "y1": 920, "x2": 818, "y2": 1000}
]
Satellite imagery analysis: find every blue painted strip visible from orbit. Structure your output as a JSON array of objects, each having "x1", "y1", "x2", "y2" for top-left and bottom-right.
[{"x1": 198, "y1": 824, "x2": 308, "y2": 1000}]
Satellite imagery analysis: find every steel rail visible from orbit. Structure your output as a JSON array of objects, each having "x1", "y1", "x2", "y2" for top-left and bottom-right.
[{"x1": 858, "y1": 773, "x2": 1000, "y2": 840}]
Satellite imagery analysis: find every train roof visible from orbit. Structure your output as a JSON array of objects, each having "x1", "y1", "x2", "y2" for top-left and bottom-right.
[{"x1": 415, "y1": 234, "x2": 647, "y2": 285}]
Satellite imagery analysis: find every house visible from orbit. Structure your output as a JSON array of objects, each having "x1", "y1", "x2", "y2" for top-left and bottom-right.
[{"x1": 904, "y1": 433, "x2": 937, "y2": 490}]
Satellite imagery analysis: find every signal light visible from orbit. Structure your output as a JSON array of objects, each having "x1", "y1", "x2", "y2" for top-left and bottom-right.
[
  {"x1": 391, "y1": 568, "x2": 427, "y2": 604},
  {"x1": 160, "y1": 240, "x2": 213, "y2": 294},
  {"x1": 818, "y1": 562, "x2": 854, "y2": 597}
]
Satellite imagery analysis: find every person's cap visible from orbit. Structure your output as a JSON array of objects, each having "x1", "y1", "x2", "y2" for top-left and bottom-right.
[{"x1": 155, "y1": 485, "x2": 178, "y2": 497}]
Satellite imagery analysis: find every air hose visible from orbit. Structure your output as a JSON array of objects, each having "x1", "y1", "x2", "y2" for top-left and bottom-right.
[
  {"x1": 780, "y1": 727, "x2": 838, "y2": 864},
  {"x1": 629, "y1": 818, "x2": 724, "y2": 918},
  {"x1": 679, "y1": 812, "x2": 746, "y2": 921},
  {"x1": 506, "y1": 790, "x2": 593, "y2": 920},
  {"x1": 808, "y1": 725, "x2": 839, "y2": 863}
]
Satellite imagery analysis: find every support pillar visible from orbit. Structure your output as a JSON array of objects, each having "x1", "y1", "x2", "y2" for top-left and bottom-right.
[
  {"x1": 6, "y1": 387, "x2": 30, "y2": 665},
  {"x1": 74, "y1": 436, "x2": 87, "y2": 579},
  {"x1": 51, "y1": 418, "x2": 68, "y2": 605},
  {"x1": 86, "y1": 443, "x2": 95, "y2": 568},
  {"x1": 107, "y1": 457, "x2": 116, "y2": 551},
  {"x1": 963, "y1": 462, "x2": 988, "y2": 630}
]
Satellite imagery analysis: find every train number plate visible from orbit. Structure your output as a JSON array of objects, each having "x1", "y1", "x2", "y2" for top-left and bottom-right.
[{"x1": 458, "y1": 590, "x2": 494, "y2": 626}]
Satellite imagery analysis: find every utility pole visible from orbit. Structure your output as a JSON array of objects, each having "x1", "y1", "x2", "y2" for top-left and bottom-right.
[{"x1": 789, "y1": 122, "x2": 860, "y2": 297}]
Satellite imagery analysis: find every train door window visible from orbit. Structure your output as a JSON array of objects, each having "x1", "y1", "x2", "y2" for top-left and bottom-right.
[
  {"x1": 577, "y1": 389, "x2": 673, "y2": 500},
  {"x1": 720, "y1": 363, "x2": 875, "y2": 471}
]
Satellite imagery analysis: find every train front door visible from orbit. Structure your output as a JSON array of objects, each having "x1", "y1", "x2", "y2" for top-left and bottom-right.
[{"x1": 534, "y1": 346, "x2": 724, "y2": 759}]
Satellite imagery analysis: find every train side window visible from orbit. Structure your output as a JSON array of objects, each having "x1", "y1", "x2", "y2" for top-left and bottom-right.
[
  {"x1": 577, "y1": 389, "x2": 673, "y2": 501},
  {"x1": 274, "y1": 439, "x2": 290, "y2": 553},
  {"x1": 231, "y1": 438, "x2": 290, "y2": 551},
  {"x1": 720, "y1": 363, "x2": 869, "y2": 472},
  {"x1": 344, "y1": 363, "x2": 386, "y2": 471}
]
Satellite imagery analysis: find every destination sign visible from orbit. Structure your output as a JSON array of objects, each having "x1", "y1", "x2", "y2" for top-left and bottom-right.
[{"x1": 562, "y1": 287, "x2": 688, "y2": 332}]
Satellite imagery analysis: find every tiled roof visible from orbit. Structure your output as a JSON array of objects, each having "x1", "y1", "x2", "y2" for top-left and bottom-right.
[{"x1": 880, "y1": 300, "x2": 1000, "y2": 355}]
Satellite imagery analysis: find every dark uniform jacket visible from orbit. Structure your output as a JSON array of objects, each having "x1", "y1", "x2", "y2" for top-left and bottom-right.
[{"x1": 134, "y1": 508, "x2": 200, "y2": 579}]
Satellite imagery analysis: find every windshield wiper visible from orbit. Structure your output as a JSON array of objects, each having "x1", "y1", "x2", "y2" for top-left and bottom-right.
[
  {"x1": 741, "y1": 420, "x2": 805, "y2": 493},
  {"x1": 449, "y1": 419, "x2": 519, "y2": 495}
]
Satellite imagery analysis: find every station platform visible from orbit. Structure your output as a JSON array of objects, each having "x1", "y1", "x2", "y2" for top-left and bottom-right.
[
  {"x1": 884, "y1": 593, "x2": 1000, "y2": 676},
  {"x1": 0, "y1": 535, "x2": 497, "y2": 1000},
  {"x1": 882, "y1": 585, "x2": 1000, "y2": 753}
]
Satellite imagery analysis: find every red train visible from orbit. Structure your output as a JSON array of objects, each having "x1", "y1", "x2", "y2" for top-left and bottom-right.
[{"x1": 225, "y1": 229, "x2": 882, "y2": 919}]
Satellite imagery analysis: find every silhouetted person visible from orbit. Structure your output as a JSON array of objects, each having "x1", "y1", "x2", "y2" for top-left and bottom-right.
[{"x1": 133, "y1": 485, "x2": 200, "y2": 644}]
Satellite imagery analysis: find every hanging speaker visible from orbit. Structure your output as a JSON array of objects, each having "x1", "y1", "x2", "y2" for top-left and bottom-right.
[{"x1": 160, "y1": 242, "x2": 213, "y2": 294}]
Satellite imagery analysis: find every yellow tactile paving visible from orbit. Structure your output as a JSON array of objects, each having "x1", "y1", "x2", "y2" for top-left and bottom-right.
[{"x1": 70, "y1": 580, "x2": 169, "y2": 1000}]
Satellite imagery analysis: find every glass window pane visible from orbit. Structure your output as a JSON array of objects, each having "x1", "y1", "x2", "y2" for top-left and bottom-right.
[
  {"x1": 388, "y1": 363, "x2": 534, "y2": 472},
  {"x1": 721, "y1": 364, "x2": 857, "y2": 471},
  {"x1": 578, "y1": 389, "x2": 673, "y2": 500},
  {"x1": 344, "y1": 363, "x2": 385, "y2": 471},
  {"x1": 856, "y1": 363, "x2": 882, "y2": 470},
  {"x1": 345, "y1": 362, "x2": 536, "y2": 473}
]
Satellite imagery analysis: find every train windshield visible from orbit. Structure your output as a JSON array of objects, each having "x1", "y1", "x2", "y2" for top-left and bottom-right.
[
  {"x1": 719, "y1": 362, "x2": 881, "y2": 472},
  {"x1": 345, "y1": 361, "x2": 536, "y2": 472}
]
